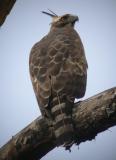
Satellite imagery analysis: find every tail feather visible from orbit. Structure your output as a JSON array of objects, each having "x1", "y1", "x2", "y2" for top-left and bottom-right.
[{"x1": 51, "y1": 96, "x2": 74, "y2": 149}]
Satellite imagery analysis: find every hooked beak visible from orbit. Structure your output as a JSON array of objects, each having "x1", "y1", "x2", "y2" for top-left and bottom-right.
[
  {"x1": 72, "y1": 15, "x2": 79, "y2": 22},
  {"x1": 70, "y1": 15, "x2": 79, "y2": 26}
]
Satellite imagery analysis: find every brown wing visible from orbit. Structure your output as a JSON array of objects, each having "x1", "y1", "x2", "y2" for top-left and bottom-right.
[
  {"x1": 29, "y1": 31, "x2": 87, "y2": 114},
  {"x1": 47, "y1": 32, "x2": 88, "y2": 100},
  {"x1": 29, "y1": 38, "x2": 51, "y2": 116}
]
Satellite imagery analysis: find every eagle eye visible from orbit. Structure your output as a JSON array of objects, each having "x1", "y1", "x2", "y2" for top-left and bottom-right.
[{"x1": 61, "y1": 14, "x2": 69, "y2": 21}]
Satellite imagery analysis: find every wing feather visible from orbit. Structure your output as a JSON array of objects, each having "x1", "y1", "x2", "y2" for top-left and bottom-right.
[{"x1": 29, "y1": 32, "x2": 88, "y2": 111}]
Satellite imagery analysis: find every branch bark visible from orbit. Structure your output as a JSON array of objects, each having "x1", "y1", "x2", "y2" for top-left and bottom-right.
[
  {"x1": 0, "y1": 87, "x2": 116, "y2": 160},
  {"x1": 0, "y1": 0, "x2": 16, "y2": 26}
]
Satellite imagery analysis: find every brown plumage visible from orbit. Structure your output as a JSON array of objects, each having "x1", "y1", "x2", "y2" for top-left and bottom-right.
[{"x1": 29, "y1": 11, "x2": 88, "y2": 150}]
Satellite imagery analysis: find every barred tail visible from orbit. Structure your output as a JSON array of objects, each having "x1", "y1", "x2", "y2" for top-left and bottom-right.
[{"x1": 51, "y1": 97, "x2": 74, "y2": 149}]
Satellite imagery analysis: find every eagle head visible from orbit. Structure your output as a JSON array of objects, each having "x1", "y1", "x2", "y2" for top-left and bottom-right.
[{"x1": 42, "y1": 10, "x2": 79, "y2": 28}]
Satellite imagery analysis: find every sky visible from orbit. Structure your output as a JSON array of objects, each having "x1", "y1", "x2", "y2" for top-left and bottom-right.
[{"x1": 0, "y1": 0, "x2": 116, "y2": 160}]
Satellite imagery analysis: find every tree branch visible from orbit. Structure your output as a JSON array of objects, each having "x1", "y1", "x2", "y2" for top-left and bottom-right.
[
  {"x1": 0, "y1": 87, "x2": 116, "y2": 160},
  {"x1": 0, "y1": 0, "x2": 16, "y2": 26}
]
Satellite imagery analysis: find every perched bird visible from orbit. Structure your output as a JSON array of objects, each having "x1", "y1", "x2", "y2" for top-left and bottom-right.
[{"x1": 29, "y1": 10, "x2": 88, "y2": 150}]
